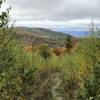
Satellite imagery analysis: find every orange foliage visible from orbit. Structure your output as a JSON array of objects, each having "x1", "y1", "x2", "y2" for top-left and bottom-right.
[
  {"x1": 23, "y1": 45, "x2": 33, "y2": 53},
  {"x1": 52, "y1": 47, "x2": 65, "y2": 56}
]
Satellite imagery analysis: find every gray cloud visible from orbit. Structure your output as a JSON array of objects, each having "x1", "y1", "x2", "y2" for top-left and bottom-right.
[{"x1": 4, "y1": 0, "x2": 100, "y2": 28}]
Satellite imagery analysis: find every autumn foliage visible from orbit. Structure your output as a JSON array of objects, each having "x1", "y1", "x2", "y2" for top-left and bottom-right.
[
  {"x1": 23, "y1": 44, "x2": 33, "y2": 53},
  {"x1": 52, "y1": 47, "x2": 65, "y2": 56}
]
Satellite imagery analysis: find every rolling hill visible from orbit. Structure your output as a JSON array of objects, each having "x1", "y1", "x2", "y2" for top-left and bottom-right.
[
  {"x1": 14, "y1": 27, "x2": 76, "y2": 47},
  {"x1": 15, "y1": 27, "x2": 66, "y2": 39}
]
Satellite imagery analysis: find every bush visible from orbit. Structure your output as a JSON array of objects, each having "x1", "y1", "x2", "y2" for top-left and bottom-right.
[{"x1": 38, "y1": 44, "x2": 51, "y2": 59}]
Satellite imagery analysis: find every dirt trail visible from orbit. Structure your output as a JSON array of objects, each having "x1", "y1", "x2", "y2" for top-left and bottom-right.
[{"x1": 51, "y1": 73, "x2": 64, "y2": 100}]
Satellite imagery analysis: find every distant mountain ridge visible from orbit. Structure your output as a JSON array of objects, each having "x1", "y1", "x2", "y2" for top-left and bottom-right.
[{"x1": 59, "y1": 31, "x2": 87, "y2": 37}]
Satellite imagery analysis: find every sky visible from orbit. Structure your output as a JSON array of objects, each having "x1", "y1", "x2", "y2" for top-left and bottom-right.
[{"x1": 1, "y1": 0, "x2": 100, "y2": 32}]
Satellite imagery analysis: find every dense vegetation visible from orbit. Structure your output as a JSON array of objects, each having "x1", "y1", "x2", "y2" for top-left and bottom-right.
[{"x1": 0, "y1": 0, "x2": 100, "y2": 100}]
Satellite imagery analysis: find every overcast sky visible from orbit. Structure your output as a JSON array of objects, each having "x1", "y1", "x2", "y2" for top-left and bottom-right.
[{"x1": 1, "y1": 0, "x2": 100, "y2": 30}]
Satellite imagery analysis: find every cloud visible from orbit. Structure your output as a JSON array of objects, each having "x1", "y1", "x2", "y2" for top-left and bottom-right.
[{"x1": 2, "y1": 0, "x2": 100, "y2": 29}]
